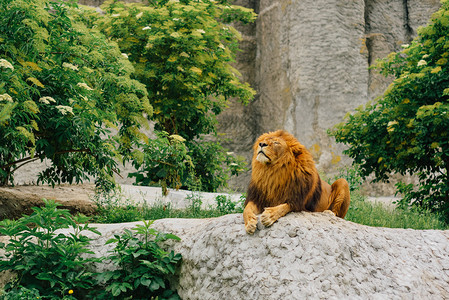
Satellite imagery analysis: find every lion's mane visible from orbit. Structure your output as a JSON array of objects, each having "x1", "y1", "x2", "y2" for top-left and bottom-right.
[{"x1": 245, "y1": 130, "x2": 322, "y2": 213}]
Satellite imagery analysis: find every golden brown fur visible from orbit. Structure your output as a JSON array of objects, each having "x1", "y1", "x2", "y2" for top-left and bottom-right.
[{"x1": 243, "y1": 130, "x2": 350, "y2": 234}]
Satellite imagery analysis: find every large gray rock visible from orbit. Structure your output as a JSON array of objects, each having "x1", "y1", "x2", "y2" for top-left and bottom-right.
[{"x1": 45, "y1": 213, "x2": 449, "y2": 299}]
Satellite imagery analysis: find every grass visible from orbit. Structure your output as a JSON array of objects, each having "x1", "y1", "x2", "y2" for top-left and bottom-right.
[
  {"x1": 90, "y1": 192, "x2": 244, "y2": 224},
  {"x1": 345, "y1": 191, "x2": 448, "y2": 230},
  {"x1": 90, "y1": 189, "x2": 448, "y2": 230}
]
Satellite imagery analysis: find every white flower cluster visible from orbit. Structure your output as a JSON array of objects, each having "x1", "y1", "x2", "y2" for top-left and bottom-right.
[
  {"x1": 0, "y1": 59, "x2": 14, "y2": 70},
  {"x1": 0, "y1": 93, "x2": 13, "y2": 102},
  {"x1": 417, "y1": 60, "x2": 427, "y2": 66},
  {"x1": 55, "y1": 105, "x2": 73, "y2": 115},
  {"x1": 142, "y1": 26, "x2": 151, "y2": 31},
  {"x1": 62, "y1": 62, "x2": 79, "y2": 71},
  {"x1": 39, "y1": 96, "x2": 56, "y2": 104},
  {"x1": 170, "y1": 134, "x2": 186, "y2": 142},
  {"x1": 77, "y1": 82, "x2": 94, "y2": 91}
]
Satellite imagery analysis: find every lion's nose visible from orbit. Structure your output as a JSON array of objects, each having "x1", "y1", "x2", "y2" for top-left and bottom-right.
[{"x1": 259, "y1": 142, "x2": 267, "y2": 148}]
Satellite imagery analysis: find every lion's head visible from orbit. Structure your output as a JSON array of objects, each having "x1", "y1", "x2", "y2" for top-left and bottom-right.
[{"x1": 253, "y1": 130, "x2": 304, "y2": 166}]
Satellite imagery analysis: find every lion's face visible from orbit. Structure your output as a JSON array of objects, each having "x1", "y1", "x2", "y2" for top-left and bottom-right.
[{"x1": 254, "y1": 132, "x2": 290, "y2": 165}]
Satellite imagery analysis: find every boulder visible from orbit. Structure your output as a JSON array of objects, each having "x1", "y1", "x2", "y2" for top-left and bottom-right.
[
  {"x1": 30, "y1": 213, "x2": 449, "y2": 299},
  {"x1": 0, "y1": 185, "x2": 97, "y2": 220}
]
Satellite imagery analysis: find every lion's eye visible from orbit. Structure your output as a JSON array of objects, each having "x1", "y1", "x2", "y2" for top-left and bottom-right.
[{"x1": 273, "y1": 141, "x2": 280, "y2": 145}]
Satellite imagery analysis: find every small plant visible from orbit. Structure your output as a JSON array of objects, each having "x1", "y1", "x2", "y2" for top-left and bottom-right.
[
  {"x1": 0, "y1": 199, "x2": 101, "y2": 299},
  {"x1": 186, "y1": 192, "x2": 203, "y2": 217},
  {"x1": 215, "y1": 195, "x2": 236, "y2": 214},
  {"x1": 97, "y1": 220, "x2": 182, "y2": 299},
  {"x1": 129, "y1": 131, "x2": 194, "y2": 196}
]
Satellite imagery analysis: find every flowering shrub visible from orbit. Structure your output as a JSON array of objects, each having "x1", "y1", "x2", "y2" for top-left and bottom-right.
[
  {"x1": 0, "y1": 0, "x2": 152, "y2": 187},
  {"x1": 330, "y1": 1, "x2": 449, "y2": 222}
]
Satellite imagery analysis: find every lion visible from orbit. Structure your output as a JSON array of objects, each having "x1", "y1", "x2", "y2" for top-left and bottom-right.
[{"x1": 243, "y1": 130, "x2": 350, "y2": 234}]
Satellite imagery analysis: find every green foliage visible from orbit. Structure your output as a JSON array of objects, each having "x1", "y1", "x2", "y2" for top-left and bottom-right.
[
  {"x1": 129, "y1": 131, "x2": 193, "y2": 195},
  {"x1": 1, "y1": 286, "x2": 42, "y2": 300},
  {"x1": 87, "y1": 0, "x2": 255, "y2": 193},
  {"x1": 91, "y1": 190, "x2": 447, "y2": 229},
  {"x1": 95, "y1": 0, "x2": 256, "y2": 139},
  {"x1": 0, "y1": 200, "x2": 184, "y2": 299},
  {"x1": 345, "y1": 191, "x2": 448, "y2": 230},
  {"x1": 186, "y1": 139, "x2": 247, "y2": 192},
  {"x1": 331, "y1": 165, "x2": 364, "y2": 192},
  {"x1": 330, "y1": 1, "x2": 449, "y2": 222},
  {"x1": 0, "y1": 0, "x2": 152, "y2": 186},
  {"x1": 0, "y1": 199, "x2": 101, "y2": 299},
  {"x1": 185, "y1": 192, "x2": 203, "y2": 216},
  {"x1": 215, "y1": 194, "x2": 243, "y2": 214},
  {"x1": 97, "y1": 220, "x2": 181, "y2": 300},
  {"x1": 130, "y1": 132, "x2": 247, "y2": 193}
]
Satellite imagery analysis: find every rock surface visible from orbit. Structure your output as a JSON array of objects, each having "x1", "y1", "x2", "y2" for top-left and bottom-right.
[
  {"x1": 0, "y1": 184, "x2": 97, "y2": 220},
  {"x1": 18, "y1": 213, "x2": 447, "y2": 299}
]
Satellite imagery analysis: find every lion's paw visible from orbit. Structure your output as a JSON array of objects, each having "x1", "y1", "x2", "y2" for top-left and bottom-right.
[
  {"x1": 323, "y1": 210, "x2": 336, "y2": 216},
  {"x1": 261, "y1": 207, "x2": 278, "y2": 227},
  {"x1": 245, "y1": 214, "x2": 258, "y2": 234}
]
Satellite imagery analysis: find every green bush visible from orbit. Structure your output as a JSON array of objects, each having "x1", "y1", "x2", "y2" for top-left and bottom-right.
[
  {"x1": 130, "y1": 132, "x2": 247, "y2": 193},
  {"x1": 97, "y1": 220, "x2": 181, "y2": 300},
  {"x1": 330, "y1": 0, "x2": 449, "y2": 222},
  {"x1": 0, "y1": 199, "x2": 100, "y2": 299},
  {"x1": 0, "y1": 0, "x2": 151, "y2": 187},
  {"x1": 0, "y1": 200, "x2": 183, "y2": 299}
]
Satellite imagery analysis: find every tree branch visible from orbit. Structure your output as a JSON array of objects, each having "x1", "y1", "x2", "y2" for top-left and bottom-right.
[{"x1": 1, "y1": 149, "x2": 91, "y2": 170}]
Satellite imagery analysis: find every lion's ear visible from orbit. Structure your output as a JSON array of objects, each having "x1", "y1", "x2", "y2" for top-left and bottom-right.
[{"x1": 290, "y1": 142, "x2": 304, "y2": 157}]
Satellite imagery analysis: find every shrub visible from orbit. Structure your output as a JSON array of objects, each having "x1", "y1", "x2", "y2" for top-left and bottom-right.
[
  {"x1": 89, "y1": 0, "x2": 255, "y2": 193},
  {"x1": 0, "y1": 199, "x2": 101, "y2": 299},
  {"x1": 330, "y1": 1, "x2": 449, "y2": 222},
  {"x1": 130, "y1": 132, "x2": 247, "y2": 193},
  {"x1": 97, "y1": 220, "x2": 182, "y2": 300}
]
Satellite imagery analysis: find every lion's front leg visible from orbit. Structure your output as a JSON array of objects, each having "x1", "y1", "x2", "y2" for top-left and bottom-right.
[
  {"x1": 261, "y1": 203, "x2": 292, "y2": 227},
  {"x1": 243, "y1": 201, "x2": 260, "y2": 234}
]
